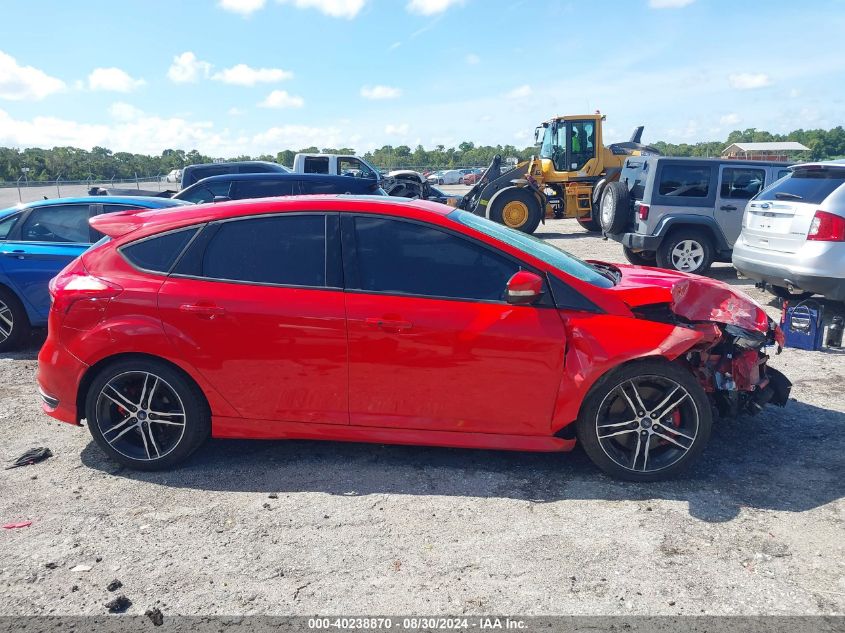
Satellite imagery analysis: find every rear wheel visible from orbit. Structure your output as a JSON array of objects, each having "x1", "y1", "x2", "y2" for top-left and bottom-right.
[
  {"x1": 577, "y1": 204, "x2": 602, "y2": 232},
  {"x1": 576, "y1": 360, "x2": 712, "y2": 481},
  {"x1": 489, "y1": 188, "x2": 543, "y2": 234},
  {"x1": 622, "y1": 247, "x2": 656, "y2": 266},
  {"x1": 598, "y1": 181, "x2": 631, "y2": 234},
  {"x1": 0, "y1": 287, "x2": 30, "y2": 353},
  {"x1": 85, "y1": 359, "x2": 210, "y2": 470},
  {"x1": 656, "y1": 229, "x2": 714, "y2": 274}
]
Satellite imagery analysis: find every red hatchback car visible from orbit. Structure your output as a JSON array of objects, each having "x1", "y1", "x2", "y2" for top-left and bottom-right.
[{"x1": 37, "y1": 196, "x2": 790, "y2": 481}]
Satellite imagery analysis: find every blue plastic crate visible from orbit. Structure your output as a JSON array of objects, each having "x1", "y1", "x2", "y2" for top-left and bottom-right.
[{"x1": 781, "y1": 301, "x2": 824, "y2": 351}]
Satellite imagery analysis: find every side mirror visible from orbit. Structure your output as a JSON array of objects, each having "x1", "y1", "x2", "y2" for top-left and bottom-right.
[{"x1": 506, "y1": 270, "x2": 544, "y2": 305}]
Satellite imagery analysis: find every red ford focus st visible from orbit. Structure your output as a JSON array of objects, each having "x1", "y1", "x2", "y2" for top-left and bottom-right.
[{"x1": 37, "y1": 196, "x2": 790, "y2": 481}]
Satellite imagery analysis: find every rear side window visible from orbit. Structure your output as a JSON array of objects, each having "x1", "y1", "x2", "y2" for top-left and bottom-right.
[
  {"x1": 0, "y1": 213, "x2": 20, "y2": 239},
  {"x1": 20, "y1": 205, "x2": 91, "y2": 243},
  {"x1": 176, "y1": 180, "x2": 232, "y2": 204},
  {"x1": 121, "y1": 227, "x2": 198, "y2": 273},
  {"x1": 231, "y1": 179, "x2": 294, "y2": 199},
  {"x1": 756, "y1": 168, "x2": 845, "y2": 204},
  {"x1": 300, "y1": 180, "x2": 343, "y2": 195},
  {"x1": 720, "y1": 167, "x2": 765, "y2": 200},
  {"x1": 352, "y1": 217, "x2": 519, "y2": 301},
  {"x1": 303, "y1": 157, "x2": 329, "y2": 174},
  {"x1": 657, "y1": 165, "x2": 711, "y2": 198},
  {"x1": 201, "y1": 215, "x2": 326, "y2": 287}
]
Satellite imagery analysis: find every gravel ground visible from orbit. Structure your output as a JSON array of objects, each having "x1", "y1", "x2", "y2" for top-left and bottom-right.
[{"x1": 0, "y1": 214, "x2": 843, "y2": 618}]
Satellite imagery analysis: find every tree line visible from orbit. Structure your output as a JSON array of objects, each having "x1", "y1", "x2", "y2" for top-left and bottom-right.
[{"x1": 1, "y1": 126, "x2": 843, "y2": 182}]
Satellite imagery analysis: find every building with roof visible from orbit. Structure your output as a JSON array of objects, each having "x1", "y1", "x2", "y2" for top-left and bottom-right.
[{"x1": 722, "y1": 141, "x2": 810, "y2": 162}]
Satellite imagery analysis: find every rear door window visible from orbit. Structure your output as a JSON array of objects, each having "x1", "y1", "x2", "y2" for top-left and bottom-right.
[
  {"x1": 200, "y1": 215, "x2": 326, "y2": 287},
  {"x1": 303, "y1": 157, "x2": 329, "y2": 174},
  {"x1": 19, "y1": 204, "x2": 92, "y2": 243},
  {"x1": 231, "y1": 179, "x2": 295, "y2": 199},
  {"x1": 720, "y1": 167, "x2": 765, "y2": 200},
  {"x1": 756, "y1": 168, "x2": 845, "y2": 204},
  {"x1": 657, "y1": 165, "x2": 711, "y2": 198},
  {"x1": 121, "y1": 227, "x2": 198, "y2": 273},
  {"x1": 299, "y1": 180, "x2": 343, "y2": 195}
]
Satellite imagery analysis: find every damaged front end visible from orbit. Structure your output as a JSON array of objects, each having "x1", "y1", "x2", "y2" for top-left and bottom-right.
[{"x1": 621, "y1": 271, "x2": 792, "y2": 418}]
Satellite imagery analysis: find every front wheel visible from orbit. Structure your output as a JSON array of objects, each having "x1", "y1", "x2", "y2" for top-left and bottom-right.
[
  {"x1": 85, "y1": 359, "x2": 210, "y2": 470},
  {"x1": 577, "y1": 204, "x2": 602, "y2": 232},
  {"x1": 488, "y1": 188, "x2": 543, "y2": 233},
  {"x1": 576, "y1": 360, "x2": 712, "y2": 481}
]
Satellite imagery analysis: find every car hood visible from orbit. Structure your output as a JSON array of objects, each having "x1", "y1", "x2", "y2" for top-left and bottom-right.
[{"x1": 603, "y1": 263, "x2": 770, "y2": 333}]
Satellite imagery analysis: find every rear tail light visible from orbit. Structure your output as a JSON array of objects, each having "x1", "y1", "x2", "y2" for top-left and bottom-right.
[
  {"x1": 636, "y1": 203, "x2": 650, "y2": 221},
  {"x1": 807, "y1": 210, "x2": 845, "y2": 242},
  {"x1": 49, "y1": 259, "x2": 123, "y2": 316}
]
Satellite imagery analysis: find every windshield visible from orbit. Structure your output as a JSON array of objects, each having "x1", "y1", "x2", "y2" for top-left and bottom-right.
[{"x1": 448, "y1": 210, "x2": 614, "y2": 288}]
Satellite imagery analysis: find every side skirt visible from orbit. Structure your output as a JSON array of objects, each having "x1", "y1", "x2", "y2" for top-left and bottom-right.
[{"x1": 212, "y1": 417, "x2": 576, "y2": 453}]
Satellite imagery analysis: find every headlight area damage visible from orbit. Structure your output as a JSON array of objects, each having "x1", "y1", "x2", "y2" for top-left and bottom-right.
[{"x1": 628, "y1": 275, "x2": 791, "y2": 417}]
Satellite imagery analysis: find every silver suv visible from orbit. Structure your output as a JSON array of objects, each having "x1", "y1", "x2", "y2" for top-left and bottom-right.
[
  {"x1": 602, "y1": 156, "x2": 790, "y2": 273},
  {"x1": 733, "y1": 160, "x2": 845, "y2": 301}
]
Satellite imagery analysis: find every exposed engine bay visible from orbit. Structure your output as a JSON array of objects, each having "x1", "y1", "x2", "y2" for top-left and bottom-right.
[{"x1": 621, "y1": 272, "x2": 792, "y2": 418}]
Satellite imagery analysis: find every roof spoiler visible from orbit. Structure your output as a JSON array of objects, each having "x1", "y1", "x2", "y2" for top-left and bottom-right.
[{"x1": 89, "y1": 208, "x2": 149, "y2": 238}]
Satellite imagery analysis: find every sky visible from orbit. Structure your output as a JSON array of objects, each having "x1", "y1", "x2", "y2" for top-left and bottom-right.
[{"x1": 0, "y1": 0, "x2": 843, "y2": 158}]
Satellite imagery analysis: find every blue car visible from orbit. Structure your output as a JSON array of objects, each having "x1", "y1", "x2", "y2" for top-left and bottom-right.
[{"x1": 0, "y1": 196, "x2": 190, "y2": 351}]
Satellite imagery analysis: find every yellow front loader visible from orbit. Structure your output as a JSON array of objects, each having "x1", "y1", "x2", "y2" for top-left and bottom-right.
[{"x1": 457, "y1": 113, "x2": 659, "y2": 233}]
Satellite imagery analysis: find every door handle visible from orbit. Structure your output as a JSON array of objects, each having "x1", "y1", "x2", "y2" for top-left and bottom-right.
[
  {"x1": 179, "y1": 303, "x2": 226, "y2": 319},
  {"x1": 1, "y1": 250, "x2": 26, "y2": 259},
  {"x1": 720, "y1": 205, "x2": 738, "y2": 211},
  {"x1": 364, "y1": 317, "x2": 413, "y2": 332}
]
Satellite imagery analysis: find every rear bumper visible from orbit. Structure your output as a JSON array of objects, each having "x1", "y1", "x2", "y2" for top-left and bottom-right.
[
  {"x1": 608, "y1": 232, "x2": 661, "y2": 252},
  {"x1": 36, "y1": 335, "x2": 88, "y2": 425},
  {"x1": 732, "y1": 245, "x2": 845, "y2": 301}
]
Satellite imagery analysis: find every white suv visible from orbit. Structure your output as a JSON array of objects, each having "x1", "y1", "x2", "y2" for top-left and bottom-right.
[{"x1": 732, "y1": 160, "x2": 845, "y2": 301}]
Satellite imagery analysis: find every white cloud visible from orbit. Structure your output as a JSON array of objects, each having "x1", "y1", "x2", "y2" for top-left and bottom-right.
[
  {"x1": 108, "y1": 102, "x2": 144, "y2": 122},
  {"x1": 719, "y1": 112, "x2": 740, "y2": 126},
  {"x1": 252, "y1": 124, "x2": 345, "y2": 151},
  {"x1": 0, "y1": 50, "x2": 65, "y2": 100},
  {"x1": 167, "y1": 52, "x2": 212, "y2": 83},
  {"x1": 789, "y1": 88, "x2": 801, "y2": 98},
  {"x1": 219, "y1": 0, "x2": 266, "y2": 15},
  {"x1": 276, "y1": 0, "x2": 366, "y2": 18},
  {"x1": 407, "y1": 0, "x2": 464, "y2": 15},
  {"x1": 385, "y1": 123, "x2": 410, "y2": 135},
  {"x1": 88, "y1": 67, "x2": 145, "y2": 93},
  {"x1": 505, "y1": 84, "x2": 532, "y2": 99},
  {"x1": 259, "y1": 90, "x2": 304, "y2": 108},
  {"x1": 389, "y1": 41, "x2": 402, "y2": 51},
  {"x1": 648, "y1": 0, "x2": 694, "y2": 7},
  {"x1": 360, "y1": 85, "x2": 402, "y2": 100},
  {"x1": 212, "y1": 64, "x2": 293, "y2": 86},
  {"x1": 465, "y1": 53, "x2": 480, "y2": 65},
  {"x1": 728, "y1": 72, "x2": 771, "y2": 90},
  {"x1": 227, "y1": 107, "x2": 245, "y2": 116}
]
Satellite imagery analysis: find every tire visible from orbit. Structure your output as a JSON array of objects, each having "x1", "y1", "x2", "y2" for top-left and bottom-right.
[
  {"x1": 577, "y1": 204, "x2": 602, "y2": 232},
  {"x1": 438, "y1": 179, "x2": 444, "y2": 185},
  {"x1": 488, "y1": 188, "x2": 543, "y2": 234},
  {"x1": 769, "y1": 286, "x2": 813, "y2": 301},
  {"x1": 576, "y1": 359, "x2": 712, "y2": 482},
  {"x1": 0, "y1": 286, "x2": 30, "y2": 353},
  {"x1": 598, "y1": 181, "x2": 631, "y2": 234},
  {"x1": 622, "y1": 246, "x2": 657, "y2": 266},
  {"x1": 656, "y1": 229, "x2": 714, "y2": 274},
  {"x1": 84, "y1": 358, "x2": 210, "y2": 471}
]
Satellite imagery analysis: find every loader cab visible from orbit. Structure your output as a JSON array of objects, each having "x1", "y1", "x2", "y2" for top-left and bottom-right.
[{"x1": 538, "y1": 118, "x2": 599, "y2": 174}]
